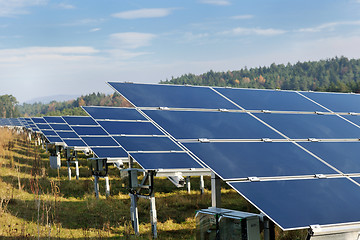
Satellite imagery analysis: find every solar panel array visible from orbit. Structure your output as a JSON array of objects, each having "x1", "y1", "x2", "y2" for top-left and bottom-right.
[
  {"x1": 82, "y1": 106, "x2": 203, "y2": 170},
  {"x1": 3, "y1": 82, "x2": 360, "y2": 232},
  {"x1": 108, "y1": 82, "x2": 360, "y2": 230}
]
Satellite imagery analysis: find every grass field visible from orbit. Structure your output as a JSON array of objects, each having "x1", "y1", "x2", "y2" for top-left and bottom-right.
[{"x1": 0, "y1": 128, "x2": 307, "y2": 239}]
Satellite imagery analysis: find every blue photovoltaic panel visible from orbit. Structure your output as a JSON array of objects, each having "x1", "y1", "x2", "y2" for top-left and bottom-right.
[
  {"x1": 183, "y1": 142, "x2": 336, "y2": 179},
  {"x1": 97, "y1": 121, "x2": 163, "y2": 135},
  {"x1": 41, "y1": 130, "x2": 57, "y2": 136},
  {"x1": 46, "y1": 136, "x2": 63, "y2": 143},
  {"x1": 144, "y1": 110, "x2": 284, "y2": 139},
  {"x1": 43, "y1": 116, "x2": 66, "y2": 124},
  {"x1": 71, "y1": 126, "x2": 108, "y2": 136},
  {"x1": 32, "y1": 118, "x2": 47, "y2": 124},
  {"x1": 130, "y1": 152, "x2": 202, "y2": 170},
  {"x1": 80, "y1": 136, "x2": 119, "y2": 147},
  {"x1": 254, "y1": 113, "x2": 360, "y2": 139},
  {"x1": 83, "y1": 106, "x2": 146, "y2": 121},
  {"x1": 301, "y1": 91, "x2": 360, "y2": 113},
  {"x1": 57, "y1": 131, "x2": 79, "y2": 139},
  {"x1": 63, "y1": 139, "x2": 87, "y2": 147},
  {"x1": 50, "y1": 124, "x2": 72, "y2": 131},
  {"x1": 215, "y1": 87, "x2": 327, "y2": 112},
  {"x1": 230, "y1": 178, "x2": 360, "y2": 230},
  {"x1": 299, "y1": 142, "x2": 360, "y2": 174},
  {"x1": 36, "y1": 124, "x2": 52, "y2": 130},
  {"x1": 62, "y1": 116, "x2": 98, "y2": 126},
  {"x1": 109, "y1": 82, "x2": 237, "y2": 109},
  {"x1": 342, "y1": 115, "x2": 360, "y2": 127},
  {"x1": 352, "y1": 177, "x2": 360, "y2": 185},
  {"x1": 91, "y1": 147, "x2": 127, "y2": 158},
  {"x1": 112, "y1": 136, "x2": 182, "y2": 151}
]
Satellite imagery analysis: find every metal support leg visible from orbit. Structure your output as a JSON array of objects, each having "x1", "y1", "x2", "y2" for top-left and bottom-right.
[
  {"x1": 211, "y1": 172, "x2": 221, "y2": 208},
  {"x1": 186, "y1": 176, "x2": 191, "y2": 193},
  {"x1": 75, "y1": 161, "x2": 79, "y2": 180},
  {"x1": 105, "y1": 176, "x2": 110, "y2": 197},
  {"x1": 150, "y1": 196, "x2": 157, "y2": 238},
  {"x1": 130, "y1": 193, "x2": 139, "y2": 235},
  {"x1": 67, "y1": 161, "x2": 72, "y2": 180},
  {"x1": 200, "y1": 175, "x2": 205, "y2": 195},
  {"x1": 264, "y1": 217, "x2": 275, "y2": 240},
  {"x1": 94, "y1": 175, "x2": 99, "y2": 199}
]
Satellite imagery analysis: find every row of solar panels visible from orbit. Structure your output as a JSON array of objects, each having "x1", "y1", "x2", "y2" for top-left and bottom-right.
[
  {"x1": 3, "y1": 82, "x2": 360, "y2": 231},
  {"x1": 0, "y1": 108, "x2": 203, "y2": 171}
]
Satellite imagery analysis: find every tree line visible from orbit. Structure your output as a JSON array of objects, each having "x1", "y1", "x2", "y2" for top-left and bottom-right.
[
  {"x1": 2, "y1": 56, "x2": 360, "y2": 117},
  {"x1": 161, "y1": 56, "x2": 360, "y2": 93}
]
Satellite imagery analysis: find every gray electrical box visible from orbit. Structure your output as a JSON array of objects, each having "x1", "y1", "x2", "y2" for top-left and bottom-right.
[
  {"x1": 196, "y1": 207, "x2": 260, "y2": 240},
  {"x1": 49, "y1": 155, "x2": 61, "y2": 169},
  {"x1": 90, "y1": 158, "x2": 108, "y2": 176}
]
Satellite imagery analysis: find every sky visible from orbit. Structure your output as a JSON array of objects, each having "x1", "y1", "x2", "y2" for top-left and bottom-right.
[{"x1": 1, "y1": 0, "x2": 360, "y2": 103}]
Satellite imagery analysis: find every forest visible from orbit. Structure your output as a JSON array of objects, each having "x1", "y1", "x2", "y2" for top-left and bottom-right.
[
  {"x1": 2, "y1": 56, "x2": 360, "y2": 117},
  {"x1": 161, "y1": 56, "x2": 360, "y2": 93}
]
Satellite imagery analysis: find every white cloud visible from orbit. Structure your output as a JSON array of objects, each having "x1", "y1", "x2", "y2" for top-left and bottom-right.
[
  {"x1": 199, "y1": 0, "x2": 231, "y2": 6},
  {"x1": 0, "y1": 46, "x2": 99, "y2": 63},
  {"x1": 112, "y1": 8, "x2": 173, "y2": 19},
  {"x1": 231, "y1": 15, "x2": 254, "y2": 20},
  {"x1": 297, "y1": 20, "x2": 360, "y2": 33},
  {"x1": 109, "y1": 32, "x2": 156, "y2": 49},
  {"x1": 89, "y1": 28, "x2": 101, "y2": 32},
  {"x1": 0, "y1": 0, "x2": 46, "y2": 17},
  {"x1": 106, "y1": 49, "x2": 153, "y2": 60},
  {"x1": 223, "y1": 27, "x2": 286, "y2": 36},
  {"x1": 56, "y1": 3, "x2": 75, "y2": 9}
]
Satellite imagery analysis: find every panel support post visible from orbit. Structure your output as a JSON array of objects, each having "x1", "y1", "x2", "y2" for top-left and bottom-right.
[
  {"x1": 200, "y1": 175, "x2": 205, "y2": 195},
  {"x1": 130, "y1": 193, "x2": 139, "y2": 235},
  {"x1": 94, "y1": 175, "x2": 99, "y2": 199},
  {"x1": 150, "y1": 195, "x2": 157, "y2": 238},
  {"x1": 105, "y1": 176, "x2": 110, "y2": 197},
  {"x1": 263, "y1": 216, "x2": 275, "y2": 240},
  {"x1": 211, "y1": 172, "x2": 221, "y2": 208},
  {"x1": 75, "y1": 152, "x2": 79, "y2": 180},
  {"x1": 67, "y1": 161, "x2": 71, "y2": 180},
  {"x1": 186, "y1": 176, "x2": 191, "y2": 193}
]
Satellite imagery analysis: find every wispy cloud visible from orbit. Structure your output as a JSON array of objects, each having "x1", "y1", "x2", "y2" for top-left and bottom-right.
[
  {"x1": 0, "y1": 46, "x2": 99, "y2": 62},
  {"x1": 231, "y1": 15, "x2": 254, "y2": 20},
  {"x1": 106, "y1": 49, "x2": 153, "y2": 60},
  {"x1": 297, "y1": 20, "x2": 360, "y2": 33},
  {"x1": 0, "y1": 0, "x2": 47, "y2": 17},
  {"x1": 199, "y1": 0, "x2": 231, "y2": 6},
  {"x1": 112, "y1": 8, "x2": 173, "y2": 19},
  {"x1": 222, "y1": 27, "x2": 286, "y2": 36},
  {"x1": 89, "y1": 28, "x2": 101, "y2": 32},
  {"x1": 61, "y1": 18, "x2": 105, "y2": 26},
  {"x1": 109, "y1": 32, "x2": 156, "y2": 49},
  {"x1": 56, "y1": 3, "x2": 75, "y2": 9}
]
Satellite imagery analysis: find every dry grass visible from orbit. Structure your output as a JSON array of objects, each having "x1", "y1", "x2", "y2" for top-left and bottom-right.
[{"x1": 0, "y1": 129, "x2": 307, "y2": 239}]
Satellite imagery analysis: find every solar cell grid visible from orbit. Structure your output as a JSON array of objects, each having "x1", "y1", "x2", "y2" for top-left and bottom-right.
[{"x1": 83, "y1": 106, "x2": 146, "y2": 121}]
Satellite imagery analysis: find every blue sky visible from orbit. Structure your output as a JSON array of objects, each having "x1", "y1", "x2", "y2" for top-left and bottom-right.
[{"x1": 1, "y1": 0, "x2": 360, "y2": 103}]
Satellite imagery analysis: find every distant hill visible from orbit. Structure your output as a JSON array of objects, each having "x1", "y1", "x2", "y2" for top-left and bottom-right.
[
  {"x1": 24, "y1": 94, "x2": 79, "y2": 104},
  {"x1": 17, "y1": 92, "x2": 132, "y2": 117},
  {"x1": 161, "y1": 56, "x2": 360, "y2": 93}
]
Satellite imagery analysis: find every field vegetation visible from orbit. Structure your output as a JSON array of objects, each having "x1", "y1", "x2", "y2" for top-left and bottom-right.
[{"x1": 0, "y1": 128, "x2": 307, "y2": 239}]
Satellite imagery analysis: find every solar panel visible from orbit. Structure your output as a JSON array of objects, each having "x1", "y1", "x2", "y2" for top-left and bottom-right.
[
  {"x1": 183, "y1": 142, "x2": 336, "y2": 179},
  {"x1": 61, "y1": 116, "x2": 128, "y2": 158},
  {"x1": 82, "y1": 106, "x2": 202, "y2": 169},
  {"x1": 108, "y1": 82, "x2": 237, "y2": 109},
  {"x1": 253, "y1": 113, "x2": 360, "y2": 139},
  {"x1": 96, "y1": 121, "x2": 163, "y2": 135},
  {"x1": 109, "y1": 82, "x2": 360, "y2": 230},
  {"x1": 83, "y1": 106, "x2": 146, "y2": 120},
  {"x1": 61, "y1": 116, "x2": 98, "y2": 126},
  {"x1": 214, "y1": 87, "x2": 327, "y2": 112},
  {"x1": 130, "y1": 152, "x2": 203, "y2": 170},
  {"x1": 301, "y1": 91, "x2": 360, "y2": 113},
  {"x1": 43, "y1": 116, "x2": 66, "y2": 124},
  {"x1": 299, "y1": 142, "x2": 360, "y2": 174},
  {"x1": 229, "y1": 178, "x2": 360, "y2": 230},
  {"x1": 113, "y1": 136, "x2": 182, "y2": 151},
  {"x1": 143, "y1": 110, "x2": 284, "y2": 140}
]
